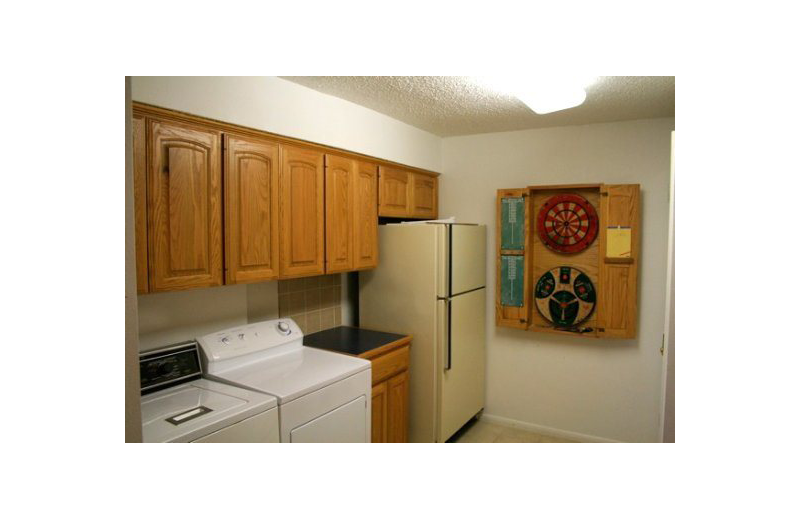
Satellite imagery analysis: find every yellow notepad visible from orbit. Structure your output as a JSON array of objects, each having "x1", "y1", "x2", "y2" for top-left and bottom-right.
[{"x1": 606, "y1": 227, "x2": 631, "y2": 258}]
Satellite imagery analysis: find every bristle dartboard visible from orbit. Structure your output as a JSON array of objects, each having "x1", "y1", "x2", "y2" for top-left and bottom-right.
[
  {"x1": 536, "y1": 194, "x2": 598, "y2": 254},
  {"x1": 534, "y1": 266, "x2": 596, "y2": 327}
]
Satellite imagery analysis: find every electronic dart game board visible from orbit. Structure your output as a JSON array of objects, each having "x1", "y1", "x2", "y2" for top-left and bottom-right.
[
  {"x1": 534, "y1": 266, "x2": 596, "y2": 327},
  {"x1": 536, "y1": 194, "x2": 598, "y2": 254}
]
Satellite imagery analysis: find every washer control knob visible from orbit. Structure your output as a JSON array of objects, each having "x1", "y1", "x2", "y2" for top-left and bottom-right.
[
  {"x1": 221, "y1": 336, "x2": 231, "y2": 345},
  {"x1": 276, "y1": 321, "x2": 291, "y2": 335}
]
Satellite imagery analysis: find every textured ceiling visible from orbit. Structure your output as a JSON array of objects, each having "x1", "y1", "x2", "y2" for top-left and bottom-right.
[{"x1": 280, "y1": 76, "x2": 675, "y2": 137}]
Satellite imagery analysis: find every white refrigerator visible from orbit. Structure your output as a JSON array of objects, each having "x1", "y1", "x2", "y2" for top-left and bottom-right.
[{"x1": 359, "y1": 223, "x2": 486, "y2": 442}]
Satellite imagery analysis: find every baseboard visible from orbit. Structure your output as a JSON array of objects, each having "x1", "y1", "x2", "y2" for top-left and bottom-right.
[{"x1": 480, "y1": 414, "x2": 621, "y2": 443}]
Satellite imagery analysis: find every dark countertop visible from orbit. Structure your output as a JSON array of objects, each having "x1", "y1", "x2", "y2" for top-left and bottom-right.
[{"x1": 304, "y1": 326, "x2": 409, "y2": 357}]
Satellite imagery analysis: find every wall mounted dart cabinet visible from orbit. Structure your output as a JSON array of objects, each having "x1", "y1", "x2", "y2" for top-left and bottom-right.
[{"x1": 496, "y1": 183, "x2": 640, "y2": 339}]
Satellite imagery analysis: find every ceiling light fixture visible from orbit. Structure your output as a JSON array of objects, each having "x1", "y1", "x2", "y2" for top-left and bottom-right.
[{"x1": 476, "y1": 76, "x2": 596, "y2": 115}]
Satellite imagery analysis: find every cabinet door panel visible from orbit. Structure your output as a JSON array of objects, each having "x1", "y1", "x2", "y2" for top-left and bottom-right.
[
  {"x1": 354, "y1": 161, "x2": 378, "y2": 269},
  {"x1": 224, "y1": 134, "x2": 279, "y2": 283},
  {"x1": 411, "y1": 173, "x2": 438, "y2": 219},
  {"x1": 597, "y1": 184, "x2": 640, "y2": 338},
  {"x1": 372, "y1": 381, "x2": 388, "y2": 443},
  {"x1": 149, "y1": 120, "x2": 222, "y2": 291},
  {"x1": 280, "y1": 145, "x2": 325, "y2": 278},
  {"x1": 379, "y1": 166, "x2": 412, "y2": 217},
  {"x1": 133, "y1": 115, "x2": 148, "y2": 293},
  {"x1": 325, "y1": 154, "x2": 355, "y2": 273},
  {"x1": 387, "y1": 370, "x2": 409, "y2": 443}
]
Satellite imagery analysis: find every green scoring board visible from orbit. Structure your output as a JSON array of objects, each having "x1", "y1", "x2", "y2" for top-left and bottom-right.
[
  {"x1": 501, "y1": 197, "x2": 525, "y2": 250},
  {"x1": 500, "y1": 255, "x2": 524, "y2": 307}
]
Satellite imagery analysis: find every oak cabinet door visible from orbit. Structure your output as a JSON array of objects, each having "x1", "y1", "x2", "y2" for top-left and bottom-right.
[
  {"x1": 387, "y1": 370, "x2": 409, "y2": 443},
  {"x1": 324, "y1": 154, "x2": 355, "y2": 273},
  {"x1": 378, "y1": 166, "x2": 412, "y2": 217},
  {"x1": 597, "y1": 184, "x2": 640, "y2": 339},
  {"x1": 353, "y1": 161, "x2": 378, "y2": 270},
  {"x1": 148, "y1": 119, "x2": 222, "y2": 292},
  {"x1": 132, "y1": 115, "x2": 149, "y2": 293},
  {"x1": 372, "y1": 381, "x2": 389, "y2": 443},
  {"x1": 224, "y1": 134, "x2": 280, "y2": 284},
  {"x1": 411, "y1": 173, "x2": 438, "y2": 219},
  {"x1": 280, "y1": 145, "x2": 325, "y2": 278}
]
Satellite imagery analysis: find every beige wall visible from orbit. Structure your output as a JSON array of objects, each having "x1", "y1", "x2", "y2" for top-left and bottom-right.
[
  {"x1": 440, "y1": 117, "x2": 675, "y2": 442},
  {"x1": 138, "y1": 284, "x2": 255, "y2": 351},
  {"x1": 125, "y1": 77, "x2": 142, "y2": 442}
]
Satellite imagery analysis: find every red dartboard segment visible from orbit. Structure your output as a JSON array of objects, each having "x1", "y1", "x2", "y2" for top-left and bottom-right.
[{"x1": 537, "y1": 194, "x2": 599, "y2": 253}]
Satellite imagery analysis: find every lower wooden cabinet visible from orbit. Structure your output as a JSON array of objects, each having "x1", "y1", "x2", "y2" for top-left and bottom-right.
[
  {"x1": 386, "y1": 370, "x2": 409, "y2": 443},
  {"x1": 371, "y1": 381, "x2": 388, "y2": 443},
  {"x1": 365, "y1": 341, "x2": 410, "y2": 443}
]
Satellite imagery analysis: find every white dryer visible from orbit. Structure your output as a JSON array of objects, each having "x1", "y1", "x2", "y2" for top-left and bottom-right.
[{"x1": 197, "y1": 319, "x2": 371, "y2": 443}]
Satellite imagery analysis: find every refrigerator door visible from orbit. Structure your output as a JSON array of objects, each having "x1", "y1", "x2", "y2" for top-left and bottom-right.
[
  {"x1": 449, "y1": 225, "x2": 487, "y2": 296},
  {"x1": 438, "y1": 287, "x2": 486, "y2": 442}
]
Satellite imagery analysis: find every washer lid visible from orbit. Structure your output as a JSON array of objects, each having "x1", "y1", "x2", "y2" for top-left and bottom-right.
[
  {"x1": 140, "y1": 379, "x2": 277, "y2": 443},
  {"x1": 209, "y1": 347, "x2": 370, "y2": 404}
]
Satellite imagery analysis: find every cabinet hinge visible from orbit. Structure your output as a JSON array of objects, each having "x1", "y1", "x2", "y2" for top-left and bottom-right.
[{"x1": 660, "y1": 334, "x2": 665, "y2": 356}]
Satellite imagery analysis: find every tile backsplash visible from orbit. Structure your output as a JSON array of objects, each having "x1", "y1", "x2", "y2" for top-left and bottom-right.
[{"x1": 278, "y1": 274, "x2": 342, "y2": 334}]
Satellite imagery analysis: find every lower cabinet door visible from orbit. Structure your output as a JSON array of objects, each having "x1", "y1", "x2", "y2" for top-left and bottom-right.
[
  {"x1": 387, "y1": 370, "x2": 409, "y2": 443},
  {"x1": 371, "y1": 381, "x2": 388, "y2": 443}
]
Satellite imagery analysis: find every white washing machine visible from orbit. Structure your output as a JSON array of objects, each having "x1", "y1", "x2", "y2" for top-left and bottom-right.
[
  {"x1": 140, "y1": 342, "x2": 279, "y2": 443},
  {"x1": 197, "y1": 318, "x2": 372, "y2": 443}
]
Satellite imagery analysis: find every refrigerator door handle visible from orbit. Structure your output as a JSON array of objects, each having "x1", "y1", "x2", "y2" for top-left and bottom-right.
[{"x1": 445, "y1": 297, "x2": 452, "y2": 371}]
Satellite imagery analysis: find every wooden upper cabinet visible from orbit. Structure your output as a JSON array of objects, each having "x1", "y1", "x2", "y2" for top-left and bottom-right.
[
  {"x1": 411, "y1": 173, "x2": 438, "y2": 219},
  {"x1": 148, "y1": 119, "x2": 223, "y2": 292},
  {"x1": 379, "y1": 166, "x2": 412, "y2": 217},
  {"x1": 132, "y1": 115, "x2": 149, "y2": 294},
  {"x1": 379, "y1": 167, "x2": 438, "y2": 219},
  {"x1": 353, "y1": 161, "x2": 379, "y2": 270},
  {"x1": 224, "y1": 134, "x2": 279, "y2": 284},
  {"x1": 597, "y1": 184, "x2": 640, "y2": 339},
  {"x1": 325, "y1": 154, "x2": 355, "y2": 273},
  {"x1": 280, "y1": 145, "x2": 325, "y2": 278}
]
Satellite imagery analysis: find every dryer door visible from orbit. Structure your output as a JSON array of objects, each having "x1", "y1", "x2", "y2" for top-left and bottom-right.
[{"x1": 290, "y1": 396, "x2": 367, "y2": 443}]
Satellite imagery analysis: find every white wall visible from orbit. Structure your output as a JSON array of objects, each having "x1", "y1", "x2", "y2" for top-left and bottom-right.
[
  {"x1": 440, "y1": 118, "x2": 675, "y2": 442},
  {"x1": 132, "y1": 76, "x2": 441, "y2": 350},
  {"x1": 125, "y1": 77, "x2": 142, "y2": 441},
  {"x1": 131, "y1": 76, "x2": 442, "y2": 172}
]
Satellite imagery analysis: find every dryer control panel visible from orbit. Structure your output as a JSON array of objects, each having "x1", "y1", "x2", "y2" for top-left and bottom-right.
[{"x1": 197, "y1": 319, "x2": 304, "y2": 368}]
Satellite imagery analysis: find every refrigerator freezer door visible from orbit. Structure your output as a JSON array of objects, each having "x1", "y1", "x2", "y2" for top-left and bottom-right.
[
  {"x1": 438, "y1": 287, "x2": 486, "y2": 442},
  {"x1": 449, "y1": 225, "x2": 487, "y2": 296}
]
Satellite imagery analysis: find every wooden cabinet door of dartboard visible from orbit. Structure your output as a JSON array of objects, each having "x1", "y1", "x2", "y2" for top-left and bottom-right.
[
  {"x1": 496, "y1": 188, "x2": 532, "y2": 329},
  {"x1": 596, "y1": 184, "x2": 640, "y2": 339}
]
